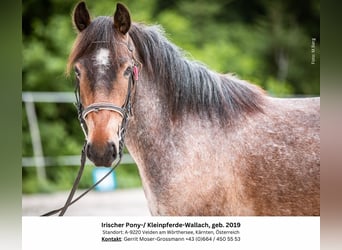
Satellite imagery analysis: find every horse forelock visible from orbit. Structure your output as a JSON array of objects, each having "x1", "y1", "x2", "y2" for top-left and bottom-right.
[
  {"x1": 129, "y1": 24, "x2": 265, "y2": 125},
  {"x1": 67, "y1": 16, "x2": 120, "y2": 77}
]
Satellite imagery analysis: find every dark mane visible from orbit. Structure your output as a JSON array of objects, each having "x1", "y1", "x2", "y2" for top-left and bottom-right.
[
  {"x1": 129, "y1": 24, "x2": 265, "y2": 124},
  {"x1": 68, "y1": 17, "x2": 265, "y2": 124}
]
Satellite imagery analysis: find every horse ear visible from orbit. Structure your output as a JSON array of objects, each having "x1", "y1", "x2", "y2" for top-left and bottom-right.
[
  {"x1": 73, "y1": 1, "x2": 91, "y2": 32},
  {"x1": 113, "y1": 3, "x2": 131, "y2": 35}
]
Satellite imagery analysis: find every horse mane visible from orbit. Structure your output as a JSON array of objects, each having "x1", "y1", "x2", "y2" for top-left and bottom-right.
[
  {"x1": 67, "y1": 17, "x2": 265, "y2": 124},
  {"x1": 129, "y1": 23, "x2": 265, "y2": 124}
]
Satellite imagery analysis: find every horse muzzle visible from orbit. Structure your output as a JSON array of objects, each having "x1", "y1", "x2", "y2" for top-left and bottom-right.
[{"x1": 86, "y1": 141, "x2": 117, "y2": 167}]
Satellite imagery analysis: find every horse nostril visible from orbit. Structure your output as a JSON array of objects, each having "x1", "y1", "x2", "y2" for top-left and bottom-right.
[
  {"x1": 86, "y1": 142, "x2": 93, "y2": 159},
  {"x1": 110, "y1": 141, "x2": 117, "y2": 159}
]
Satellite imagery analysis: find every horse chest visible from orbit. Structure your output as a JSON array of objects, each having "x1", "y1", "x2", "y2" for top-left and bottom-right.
[{"x1": 126, "y1": 127, "x2": 252, "y2": 215}]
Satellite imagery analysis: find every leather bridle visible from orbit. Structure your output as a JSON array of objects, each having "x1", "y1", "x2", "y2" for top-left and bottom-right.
[
  {"x1": 41, "y1": 45, "x2": 140, "y2": 216},
  {"x1": 75, "y1": 60, "x2": 139, "y2": 143}
]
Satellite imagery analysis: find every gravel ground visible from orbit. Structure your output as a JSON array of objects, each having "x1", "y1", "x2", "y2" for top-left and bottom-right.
[{"x1": 22, "y1": 188, "x2": 150, "y2": 216}]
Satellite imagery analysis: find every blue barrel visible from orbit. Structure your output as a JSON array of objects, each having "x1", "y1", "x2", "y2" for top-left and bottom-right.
[{"x1": 92, "y1": 167, "x2": 117, "y2": 191}]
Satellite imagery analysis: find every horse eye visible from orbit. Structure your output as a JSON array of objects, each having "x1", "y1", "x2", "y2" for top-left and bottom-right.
[
  {"x1": 124, "y1": 66, "x2": 132, "y2": 77},
  {"x1": 74, "y1": 66, "x2": 81, "y2": 79}
]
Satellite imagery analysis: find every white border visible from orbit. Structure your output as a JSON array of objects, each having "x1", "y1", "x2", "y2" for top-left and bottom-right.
[{"x1": 22, "y1": 216, "x2": 319, "y2": 250}]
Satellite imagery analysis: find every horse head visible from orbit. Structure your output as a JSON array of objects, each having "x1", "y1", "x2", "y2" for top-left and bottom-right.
[{"x1": 69, "y1": 2, "x2": 138, "y2": 167}]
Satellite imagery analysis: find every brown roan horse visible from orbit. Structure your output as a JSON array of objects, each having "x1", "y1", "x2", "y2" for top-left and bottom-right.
[{"x1": 67, "y1": 2, "x2": 320, "y2": 216}]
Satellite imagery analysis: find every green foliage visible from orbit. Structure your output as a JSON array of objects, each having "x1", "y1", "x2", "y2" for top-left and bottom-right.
[
  {"x1": 265, "y1": 77, "x2": 294, "y2": 97},
  {"x1": 22, "y1": 171, "x2": 55, "y2": 194},
  {"x1": 22, "y1": 0, "x2": 320, "y2": 193}
]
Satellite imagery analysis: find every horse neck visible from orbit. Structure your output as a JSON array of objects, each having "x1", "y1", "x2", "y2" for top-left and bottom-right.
[
  {"x1": 125, "y1": 25, "x2": 265, "y2": 207},
  {"x1": 129, "y1": 24, "x2": 265, "y2": 127},
  {"x1": 126, "y1": 74, "x2": 172, "y2": 149}
]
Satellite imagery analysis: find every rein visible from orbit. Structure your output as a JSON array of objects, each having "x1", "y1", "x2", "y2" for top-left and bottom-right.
[{"x1": 41, "y1": 57, "x2": 140, "y2": 216}]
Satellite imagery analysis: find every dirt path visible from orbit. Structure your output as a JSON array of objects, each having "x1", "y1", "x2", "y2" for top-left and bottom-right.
[{"x1": 22, "y1": 188, "x2": 150, "y2": 216}]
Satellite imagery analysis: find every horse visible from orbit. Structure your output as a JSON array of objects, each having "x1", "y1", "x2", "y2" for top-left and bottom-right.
[{"x1": 67, "y1": 2, "x2": 320, "y2": 216}]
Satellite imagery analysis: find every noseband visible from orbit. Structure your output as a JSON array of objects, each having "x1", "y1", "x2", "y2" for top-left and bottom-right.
[
  {"x1": 41, "y1": 46, "x2": 140, "y2": 216},
  {"x1": 76, "y1": 61, "x2": 139, "y2": 145},
  {"x1": 83, "y1": 103, "x2": 125, "y2": 118}
]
